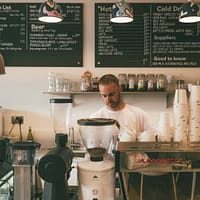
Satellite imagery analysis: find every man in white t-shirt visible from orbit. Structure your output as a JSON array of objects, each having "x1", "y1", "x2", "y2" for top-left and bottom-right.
[
  {"x1": 90, "y1": 74, "x2": 155, "y2": 141},
  {"x1": 90, "y1": 74, "x2": 176, "y2": 200}
]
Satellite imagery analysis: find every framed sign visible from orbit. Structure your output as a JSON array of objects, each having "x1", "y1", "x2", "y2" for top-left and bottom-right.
[
  {"x1": 0, "y1": 3, "x2": 83, "y2": 67},
  {"x1": 95, "y1": 3, "x2": 200, "y2": 67}
]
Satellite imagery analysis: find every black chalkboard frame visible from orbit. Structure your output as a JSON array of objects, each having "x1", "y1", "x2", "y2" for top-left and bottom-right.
[
  {"x1": 0, "y1": 3, "x2": 83, "y2": 67},
  {"x1": 95, "y1": 3, "x2": 200, "y2": 68}
]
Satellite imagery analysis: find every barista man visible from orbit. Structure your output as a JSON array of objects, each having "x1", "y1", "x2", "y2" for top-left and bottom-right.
[
  {"x1": 90, "y1": 74, "x2": 175, "y2": 200},
  {"x1": 90, "y1": 74, "x2": 155, "y2": 141}
]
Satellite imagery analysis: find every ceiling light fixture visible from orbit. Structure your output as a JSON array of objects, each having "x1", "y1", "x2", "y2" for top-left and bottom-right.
[
  {"x1": 110, "y1": 0, "x2": 134, "y2": 23},
  {"x1": 38, "y1": 0, "x2": 63, "y2": 23},
  {"x1": 0, "y1": 54, "x2": 5, "y2": 75},
  {"x1": 179, "y1": 0, "x2": 200, "y2": 23}
]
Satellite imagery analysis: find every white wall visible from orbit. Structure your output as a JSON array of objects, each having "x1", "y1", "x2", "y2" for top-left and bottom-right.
[{"x1": 0, "y1": 0, "x2": 200, "y2": 148}]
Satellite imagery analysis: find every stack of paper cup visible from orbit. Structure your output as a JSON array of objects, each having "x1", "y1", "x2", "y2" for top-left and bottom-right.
[
  {"x1": 173, "y1": 89, "x2": 189, "y2": 143},
  {"x1": 188, "y1": 85, "x2": 200, "y2": 142},
  {"x1": 157, "y1": 111, "x2": 172, "y2": 142}
]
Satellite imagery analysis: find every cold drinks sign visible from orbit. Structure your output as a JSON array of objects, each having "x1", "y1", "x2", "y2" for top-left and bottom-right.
[{"x1": 95, "y1": 3, "x2": 200, "y2": 67}]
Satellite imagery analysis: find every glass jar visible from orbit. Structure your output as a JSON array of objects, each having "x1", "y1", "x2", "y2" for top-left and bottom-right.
[
  {"x1": 176, "y1": 80, "x2": 185, "y2": 89},
  {"x1": 127, "y1": 74, "x2": 136, "y2": 91},
  {"x1": 48, "y1": 72, "x2": 56, "y2": 92},
  {"x1": 55, "y1": 73, "x2": 64, "y2": 92},
  {"x1": 80, "y1": 76, "x2": 91, "y2": 91},
  {"x1": 91, "y1": 77, "x2": 99, "y2": 91},
  {"x1": 156, "y1": 74, "x2": 166, "y2": 91},
  {"x1": 137, "y1": 74, "x2": 146, "y2": 91},
  {"x1": 146, "y1": 74, "x2": 155, "y2": 91},
  {"x1": 118, "y1": 73, "x2": 128, "y2": 91}
]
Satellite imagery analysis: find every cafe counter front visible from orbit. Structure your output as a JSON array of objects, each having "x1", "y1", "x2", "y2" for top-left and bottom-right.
[{"x1": 115, "y1": 141, "x2": 200, "y2": 200}]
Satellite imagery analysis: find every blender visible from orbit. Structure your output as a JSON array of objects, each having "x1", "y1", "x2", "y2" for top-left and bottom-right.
[{"x1": 77, "y1": 118, "x2": 119, "y2": 200}]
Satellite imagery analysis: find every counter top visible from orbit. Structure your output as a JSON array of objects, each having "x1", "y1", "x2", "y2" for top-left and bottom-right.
[{"x1": 116, "y1": 141, "x2": 200, "y2": 152}]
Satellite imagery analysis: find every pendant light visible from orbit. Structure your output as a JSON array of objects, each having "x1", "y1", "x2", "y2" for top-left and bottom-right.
[
  {"x1": 0, "y1": 54, "x2": 5, "y2": 75},
  {"x1": 179, "y1": 0, "x2": 200, "y2": 23},
  {"x1": 110, "y1": 0, "x2": 134, "y2": 23},
  {"x1": 38, "y1": 0, "x2": 63, "y2": 23}
]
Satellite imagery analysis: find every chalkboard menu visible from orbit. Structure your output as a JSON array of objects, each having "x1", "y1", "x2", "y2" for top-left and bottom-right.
[
  {"x1": 0, "y1": 3, "x2": 83, "y2": 67},
  {"x1": 95, "y1": 3, "x2": 200, "y2": 67}
]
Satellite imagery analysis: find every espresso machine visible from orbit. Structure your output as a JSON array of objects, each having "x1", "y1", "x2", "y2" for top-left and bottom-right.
[
  {"x1": 10, "y1": 141, "x2": 41, "y2": 200},
  {"x1": 77, "y1": 118, "x2": 119, "y2": 200},
  {"x1": 38, "y1": 133, "x2": 73, "y2": 200}
]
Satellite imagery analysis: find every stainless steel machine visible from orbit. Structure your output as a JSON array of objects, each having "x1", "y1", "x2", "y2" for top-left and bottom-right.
[
  {"x1": 38, "y1": 134, "x2": 73, "y2": 200},
  {"x1": 10, "y1": 141, "x2": 40, "y2": 200},
  {"x1": 77, "y1": 118, "x2": 119, "y2": 200}
]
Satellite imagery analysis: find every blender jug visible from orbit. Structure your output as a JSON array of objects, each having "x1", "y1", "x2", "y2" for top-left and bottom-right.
[{"x1": 50, "y1": 98, "x2": 72, "y2": 135}]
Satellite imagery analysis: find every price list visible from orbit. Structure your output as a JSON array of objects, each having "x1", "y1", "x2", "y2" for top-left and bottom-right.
[
  {"x1": 0, "y1": 3, "x2": 83, "y2": 67},
  {"x1": 151, "y1": 4, "x2": 200, "y2": 67},
  {"x1": 95, "y1": 3, "x2": 200, "y2": 67},
  {"x1": 0, "y1": 4, "x2": 26, "y2": 51},
  {"x1": 95, "y1": 3, "x2": 150, "y2": 67}
]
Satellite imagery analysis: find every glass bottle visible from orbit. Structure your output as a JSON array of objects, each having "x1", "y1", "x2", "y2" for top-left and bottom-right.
[
  {"x1": 156, "y1": 74, "x2": 166, "y2": 91},
  {"x1": 176, "y1": 80, "x2": 185, "y2": 89},
  {"x1": 118, "y1": 73, "x2": 128, "y2": 91},
  {"x1": 27, "y1": 126, "x2": 34, "y2": 142},
  {"x1": 146, "y1": 74, "x2": 155, "y2": 91}
]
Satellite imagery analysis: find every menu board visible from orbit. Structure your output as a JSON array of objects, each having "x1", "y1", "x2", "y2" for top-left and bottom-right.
[
  {"x1": 0, "y1": 3, "x2": 83, "y2": 67},
  {"x1": 95, "y1": 3, "x2": 200, "y2": 67}
]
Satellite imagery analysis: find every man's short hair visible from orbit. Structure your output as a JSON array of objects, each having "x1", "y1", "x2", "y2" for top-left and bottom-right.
[{"x1": 99, "y1": 74, "x2": 120, "y2": 86}]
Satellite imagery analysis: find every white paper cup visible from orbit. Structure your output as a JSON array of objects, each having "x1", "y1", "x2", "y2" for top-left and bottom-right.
[
  {"x1": 190, "y1": 85, "x2": 200, "y2": 102},
  {"x1": 189, "y1": 127, "x2": 200, "y2": 142},
  {"x1": 159, "y1": 111, "x2": 171, "y2": 125},
  {"x1": 158, "y1": 125, "x2": 172, "y2": 142},
  {"x1": 137, "y1": 131, "x2": 155, "y2": 142}
]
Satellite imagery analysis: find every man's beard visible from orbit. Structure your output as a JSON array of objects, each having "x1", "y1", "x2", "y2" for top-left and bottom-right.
[{"x1": 107, "y1": 94, "x2": 121, "y2": 109}]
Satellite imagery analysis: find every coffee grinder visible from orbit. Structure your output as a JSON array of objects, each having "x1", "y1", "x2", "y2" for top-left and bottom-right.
[
  {"x1": 38, "y1": 134, "x2": 73, "y2": 200},
  {"x1": 10, "y1": 141, "x2": 41, "y2": 200},
  {"x1": 37, "y1": 98, "x2": 74, "y2": 200},
  {"x1": 77, "y1": 118, "x2": 119, "y2": 200}
]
